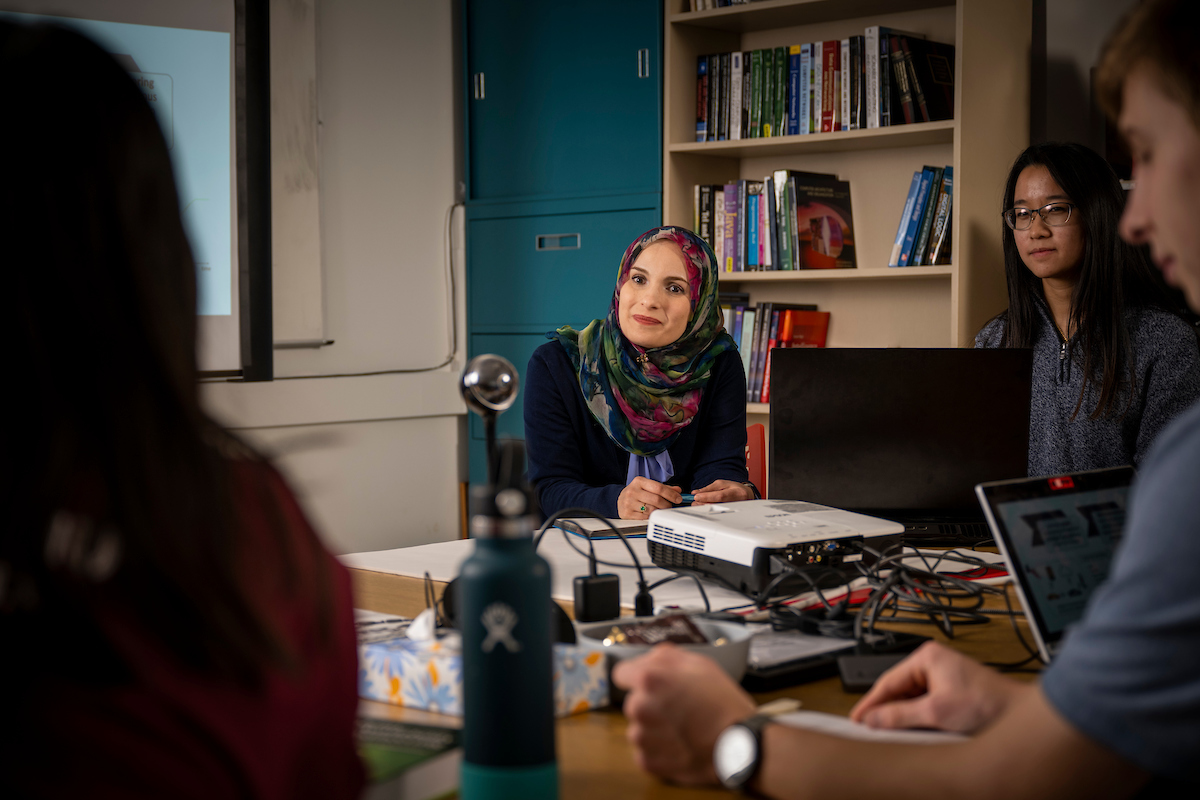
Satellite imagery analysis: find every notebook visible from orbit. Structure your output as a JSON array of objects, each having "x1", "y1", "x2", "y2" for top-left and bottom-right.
[
  {"x1": 975, "y1": 466, "x2": 1134, "y2": 662},
  {"x1": 769, "y1": 348, "x2": 1033, "y2": 545}
]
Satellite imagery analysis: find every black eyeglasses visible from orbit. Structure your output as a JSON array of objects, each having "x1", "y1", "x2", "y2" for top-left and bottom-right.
[{"x1": 1002, "y1": 202, "x2": 1076, "y2": 231}]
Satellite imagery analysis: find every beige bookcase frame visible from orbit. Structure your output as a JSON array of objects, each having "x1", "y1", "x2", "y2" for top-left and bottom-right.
[{"x1": 663, "y1": 0, "x2": 1031, "y2": 421}]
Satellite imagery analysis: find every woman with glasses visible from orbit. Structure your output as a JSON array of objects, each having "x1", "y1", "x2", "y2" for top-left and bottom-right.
[{"x1": 975, "y1": 141, "x2": 1200, "y2": 476}]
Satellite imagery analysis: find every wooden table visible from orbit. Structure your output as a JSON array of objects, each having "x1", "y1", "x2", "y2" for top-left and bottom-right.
[{"x1": 352, "y1": 569, "x2": 1039, "y2": 799}]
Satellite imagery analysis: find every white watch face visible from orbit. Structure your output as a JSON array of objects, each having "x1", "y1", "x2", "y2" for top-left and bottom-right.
[{"x1": 715, "y1": 725, "x2": 757, "y2": 786}]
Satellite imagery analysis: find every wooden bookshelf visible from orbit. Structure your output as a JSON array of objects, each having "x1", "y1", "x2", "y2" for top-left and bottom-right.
[{"x1": 663, "y1": 0, "x2": 1031, "y2": 380}]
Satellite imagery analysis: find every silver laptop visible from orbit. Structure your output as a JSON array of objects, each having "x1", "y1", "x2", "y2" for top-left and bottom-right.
[{"x1": 975, "y1": 466, "x2": 1134, "y2": 662}]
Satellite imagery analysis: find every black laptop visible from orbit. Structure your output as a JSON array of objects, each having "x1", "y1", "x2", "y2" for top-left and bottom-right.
[{"x1": 769, "y1": 348, "x2": 1032, "y2": 546}]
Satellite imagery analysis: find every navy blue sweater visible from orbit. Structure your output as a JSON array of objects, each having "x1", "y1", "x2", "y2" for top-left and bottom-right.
[{"x1": 524, "y1": 341, "x2": 750, "y2": 518}]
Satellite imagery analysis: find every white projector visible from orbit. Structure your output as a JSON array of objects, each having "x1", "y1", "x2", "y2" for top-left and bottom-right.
[{"x1": 647, "y1": 499, "x2": 903, "y2": 597}]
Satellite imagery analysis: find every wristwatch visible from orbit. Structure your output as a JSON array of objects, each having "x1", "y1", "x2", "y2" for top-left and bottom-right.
[{"x1": 713, "y1": 712, "x2": 771, "y2": 793}]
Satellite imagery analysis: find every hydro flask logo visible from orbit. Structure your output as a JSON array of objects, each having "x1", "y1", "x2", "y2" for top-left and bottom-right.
[{"x1": 480, "y1": 602, "x2": 521, "y2": 653}]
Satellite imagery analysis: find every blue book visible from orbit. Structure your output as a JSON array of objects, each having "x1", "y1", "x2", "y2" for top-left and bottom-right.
[
  {"x1": 732, "y1": 305, "x2": 746, "y2": 346},
  {"x1": 747, "y1": 193, "x2": 760, "y2": 267},
  {"x1": 787, "y1": 45, "x2": 801, "y2": 135},
  {"x1": 696, "y1": 56, "x2": 708, "y2": 142},
  {"x1": 765, "y1": 176, "x2": 779, "y2": 270},
  {"x1": 889, "y1": 171, "x2": 923, "y2": 266},
  {"x1": 898, "y1": 168, "x2": 935, "y2": 267},
  {"x1": 799, "y1": 44, "x2": 812, "y2": 134}
]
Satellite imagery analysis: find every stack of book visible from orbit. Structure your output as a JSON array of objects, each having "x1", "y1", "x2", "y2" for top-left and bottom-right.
[
  {"x1": 695, "y1": 28, "x2": 954, "y2": 142},
  {"x1": 695, "y1": 171, "x2": 856, "y2": 272},
  {"x1": 720, "y1": 293, "x2": 831, "y2": 404},
  {"x1": 889, "y1": 166, "x2": 953, "y2": 268}
]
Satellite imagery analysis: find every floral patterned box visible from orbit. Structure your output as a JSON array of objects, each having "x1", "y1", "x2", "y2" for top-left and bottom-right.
[{"x1": 358, "y1": 633, "x2": 608, "y2": 717}]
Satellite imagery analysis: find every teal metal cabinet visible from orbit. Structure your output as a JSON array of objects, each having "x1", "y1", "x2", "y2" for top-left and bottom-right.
[
  {"x1": 465, "y1": 0, "x2": 662, "y2": 202},
  {"x1": 463, "y1": 0, "x2": 662, "y2": 488}
]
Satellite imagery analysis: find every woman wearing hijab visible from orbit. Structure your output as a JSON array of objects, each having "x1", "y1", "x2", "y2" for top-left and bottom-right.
[{"x1": 524, "y1": 226, "x2": 756, "y2": 520}]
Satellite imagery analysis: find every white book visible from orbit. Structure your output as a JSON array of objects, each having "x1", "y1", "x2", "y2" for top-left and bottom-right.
[
  {"x1": 729, "y1": 51, "x2": 743, "y2": 140},
  {"x1": 865, "y1": 27, "x2": 880, "y2": 128},
  {"x1": 841, "y1": 39, "x2": 850, "y2": 132},
  {"x1": 799, "y1": 43, "x2": 812, "y2": 135},
  {"x1": 693, "y1": 184, "x2": 700, "y2": 234}
]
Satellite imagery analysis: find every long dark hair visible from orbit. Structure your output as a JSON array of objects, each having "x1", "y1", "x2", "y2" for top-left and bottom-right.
[
  {"x1": 0, "y1": 22, "x2": 324, "y2": 683},
  {"x1": 997, "y1": 141, "x2": 1185, "y2": 419}
]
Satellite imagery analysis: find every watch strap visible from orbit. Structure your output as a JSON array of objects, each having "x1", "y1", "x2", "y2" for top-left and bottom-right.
[{"x1": 716, "y1": 712, "x2": 772, "y2": 793}]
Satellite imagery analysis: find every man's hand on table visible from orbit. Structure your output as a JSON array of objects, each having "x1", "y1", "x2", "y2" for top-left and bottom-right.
[
  {"x1": 850, "y1": 640, "x2": 1029, "y2": 734},
  {"x1": 611, "y1": 643, "x2": 756, "y2": 787}
]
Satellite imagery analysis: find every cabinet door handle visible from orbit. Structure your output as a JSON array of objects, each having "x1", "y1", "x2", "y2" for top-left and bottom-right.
[
  {"x1": 473, "y1": 72, "x2": 485, "y2": 99},
  {"x1": 536, "y1": 233, "x2": 581, "y2": 251},
  {"x1": 637, "y1": 49, "x2": 650, "y2": 79}
]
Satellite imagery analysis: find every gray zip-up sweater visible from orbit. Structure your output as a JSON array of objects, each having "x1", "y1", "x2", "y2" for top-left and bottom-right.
[{"x1": 975, "y1": 301, "x2": 1200, "y2": 477}]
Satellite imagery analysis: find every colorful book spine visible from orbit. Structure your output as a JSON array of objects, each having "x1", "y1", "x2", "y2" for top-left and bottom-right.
[
  {"x1": 741, "y1": 51, "x2": 752, "y2": 142},
  {"x1": 850, "y1": 35, "x2": 864, "y2": 130},
  {"x1": 724, "y1": 183, "x2": 739, "y2": 272},
  {"x1": 865, "y1": 29, "x2": 880, "y2": 128},
  {"x1": 840, "y1": 39, "x2": 850, "y2": 132},
  {"x1": 758, "y1": 178, "x2": 768, "y2": 268},
  {"x1": 773, "y1": 45, "x2": 787, "y2": 138},
  {"x1": 699, "y1": 185, "x2": 714, "y2": 249},
  {"x1": 696, "y1": 56, "x2": 708, "y2": 142},
  {"x1": 761, "y1": 48, "x2": 775, "y2": 136},
  {"x1": 707, "y1": 54, "x2": 719, "y2": 140},
  {"x1": 759, "y1": 308, "x2": 781, "y2": 402},
  {"x1": 714, "y1": 185, "x2": 725, "y2": 269},
  {"x1": 898, "y1": 168, "x2": 935, "y2": 267},
  {"x1": 821, "y1": 40, "x2": 839, "y2": 132},
  {"x1": 771, "y1": 170, "x2": 792, "y2": 271},
  {"x1": 910, "y1": 166, "x2": 945, "y2": 266},
  {"x1": 811, "y1": 42, "x2": 822, "y2": 135},
  {"x1": 729, "y1": 51, "x2": 743, "y2": 140},
  {"x1": 786, "y1": 176, "x2": 802, "y2": 269},
  {"x1": 798, "y1": 44, "x2": 812, "y2": 135},
  {"x1": 735, "y1": 180, "x2": 747, "y2": 272},
  {"x1": 731, "y1": 304, "x2": 746, "y2": 348},
  {"x1": 739, "y1": 308, "x2": 756, "y2": 377},
  {"x1": 927, "y1": 167, "x2": 954, "y2": 265},
  {"x1": 787, "y1": 45, "x2": 801, "y2": 135},
  {"x1": 747, "y1": 191, "x2": 759, "y2": 269},
  {"x1": 890, "y1": 36, "x2": 915, "y2": 125},
  {"x1": 747, "y1": 302, "x2": 771, "y2": 402},
  {"x1": 889, "y1": 171, "x2": 923, "y2": 267},
  {"x1": 749, "y1": 49, "x2": 764, "y2": 139}
]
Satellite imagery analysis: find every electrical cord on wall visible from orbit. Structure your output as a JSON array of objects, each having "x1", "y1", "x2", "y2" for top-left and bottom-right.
[{"x1": 261, "y1": 201, "x2": 463, "y2": 381}]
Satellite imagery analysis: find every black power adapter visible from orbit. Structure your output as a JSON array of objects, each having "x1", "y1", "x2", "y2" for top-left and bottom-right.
[{"x1": 574, "y1": 572, "x2": 620, "y2": 622}]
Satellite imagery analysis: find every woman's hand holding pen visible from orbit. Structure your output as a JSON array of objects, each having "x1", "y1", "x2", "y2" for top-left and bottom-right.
[
  {"x1": 618, "y1": 477, "x2": 682, "y2": 519},
  {"x1": 691, "y1": 480, "x2": 756, "y2": 506}
]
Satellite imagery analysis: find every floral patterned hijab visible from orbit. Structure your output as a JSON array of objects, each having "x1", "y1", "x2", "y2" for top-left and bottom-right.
[{"x1": 550, "y1": 225, "x2": 736, "y2": 457}]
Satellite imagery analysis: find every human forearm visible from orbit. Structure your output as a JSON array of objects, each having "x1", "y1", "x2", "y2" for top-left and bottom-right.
[{"x1": 755, "y1": 685, "x2": 1146, "y2": 800}]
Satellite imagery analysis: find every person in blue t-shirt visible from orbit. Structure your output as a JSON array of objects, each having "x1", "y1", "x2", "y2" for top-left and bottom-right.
[
  {"x1": 524, "y1": 226, "x2": 755, "y2": 520},
  {"x1": 611, "y1": 2, "x2": 1200, "y2": 797}
]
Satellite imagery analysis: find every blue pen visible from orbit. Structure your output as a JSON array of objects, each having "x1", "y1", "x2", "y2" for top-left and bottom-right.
[{"x1": 680, "y1": 493, "x2": 695, "y2": 504}]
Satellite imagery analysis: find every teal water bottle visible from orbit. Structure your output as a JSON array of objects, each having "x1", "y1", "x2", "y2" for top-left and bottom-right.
[{"x1": 459, "y1": 440, "x2": 558, "y2": 800}]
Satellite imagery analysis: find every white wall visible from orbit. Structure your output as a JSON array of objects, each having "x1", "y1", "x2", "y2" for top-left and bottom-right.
[{"x1": 202, "y1": 0, "x2": 467, "y2": 555}]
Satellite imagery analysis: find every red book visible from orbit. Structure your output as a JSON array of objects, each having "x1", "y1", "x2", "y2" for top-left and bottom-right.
[
  {"x1": 788, "y1": 310, "x2": 831, "y2": 348},
  {"x1": 821, "y1": 40, "x2": 840, "y2": 132}
]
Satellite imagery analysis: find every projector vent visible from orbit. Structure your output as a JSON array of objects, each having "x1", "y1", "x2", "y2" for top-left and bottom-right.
[
  {"x1": 648, "y1": 540, "x2": 702, "y2": 570},
  {"x1": 768, "y1": 501, "x2": 828, "y2": 513},
  {"x1": 650, "y1": 524, "x2": 706, "y2": 553}
]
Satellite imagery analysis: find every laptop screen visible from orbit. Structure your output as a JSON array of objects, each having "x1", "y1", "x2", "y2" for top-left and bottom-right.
[
  {"x1": 976, "y1": 466, "x2": 1133, "y2": 651},
  {"x1": 769, "y1": 348, "x2": 1032, "y2": 521}
]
